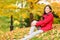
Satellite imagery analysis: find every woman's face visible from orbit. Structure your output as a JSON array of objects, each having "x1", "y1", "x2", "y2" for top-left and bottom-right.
[{"x1": 45, "y1": 6, "x2": 51, "y2": 14}]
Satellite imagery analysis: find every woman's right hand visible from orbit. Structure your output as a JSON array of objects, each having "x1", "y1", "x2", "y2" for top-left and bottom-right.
[{"x1": 31, "y1": 20, "x2": 37, "y2": 26}]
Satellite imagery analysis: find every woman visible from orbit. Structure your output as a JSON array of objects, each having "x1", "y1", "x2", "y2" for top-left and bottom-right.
[{"x1": 20, "y1": 5, "x2": 54, "y2": 40}]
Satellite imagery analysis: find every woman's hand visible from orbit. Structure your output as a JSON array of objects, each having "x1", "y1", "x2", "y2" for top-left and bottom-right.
[{"x1": 31, "y1": 20, "x2": 37, "y2": 26}]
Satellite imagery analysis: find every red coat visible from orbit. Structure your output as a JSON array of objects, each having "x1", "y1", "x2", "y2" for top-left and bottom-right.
[{"x1": 36, "y1": 12, "x2": 54, "y2": 32}]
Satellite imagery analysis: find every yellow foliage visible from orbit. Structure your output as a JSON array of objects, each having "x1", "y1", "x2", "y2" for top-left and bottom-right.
[
  {"x1": 3, "y1": 4, "x2": 17, "y2": 9},
  {"x1": 14, "y1": 20, "x2": 20, "y2": 25},
  {"x1": 51, "y1": 2, "x2": 60, "y2": 6},
  {"x1": 51, "y1": 2, "x2": 60, "y2": 17},
  {"x1": 22, "y1": 13, "x2": 29, "y2": 19},
  {"x1": 0, "y1": 30, "x2": 4, "y2": 34},
  {"x1": 27, "y1": 0, "x2": 38, "y2": 3}
]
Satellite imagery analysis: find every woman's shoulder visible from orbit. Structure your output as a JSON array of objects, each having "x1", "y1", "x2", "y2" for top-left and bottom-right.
[
  {"x1": 43, "y1": 12, "x2": 53, "y2": 17},
  {"x1": 48, "y1": 12, "x2": 53, "y2": 16}
]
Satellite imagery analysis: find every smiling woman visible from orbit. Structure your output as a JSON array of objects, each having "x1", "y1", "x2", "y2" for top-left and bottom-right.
[
  {"x1": 20, "y1": 5, "x2": 54, "y2": 40},
  {"x1": 0, "y1": 0, "x2": 60, "y2": 40}
]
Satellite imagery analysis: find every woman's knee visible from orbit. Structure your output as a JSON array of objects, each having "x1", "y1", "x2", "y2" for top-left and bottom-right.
[{"x1": 31, "y1": 20, "x2": 37, "y2": 26}]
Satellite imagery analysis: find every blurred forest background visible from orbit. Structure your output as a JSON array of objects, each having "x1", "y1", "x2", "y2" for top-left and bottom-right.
[{"x1": 0, "y1": 0, "x2": 60, "y2": 40}]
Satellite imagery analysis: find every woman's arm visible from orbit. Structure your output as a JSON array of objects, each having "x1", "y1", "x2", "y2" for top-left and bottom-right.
[
  {"x1": 36, "y1": 14, "x2": 53, "y2": 27},
  {"x1": 31, "y1": 20, "x2": 37, "y2": 26}
]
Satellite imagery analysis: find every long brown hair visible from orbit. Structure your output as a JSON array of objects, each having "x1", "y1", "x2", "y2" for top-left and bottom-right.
[
  {"x1": 44, "y1": 5, "x2": 52, "y2": 15},
  {"x1": 42, "y1": 5, "x2": 52, "y2": 20}
]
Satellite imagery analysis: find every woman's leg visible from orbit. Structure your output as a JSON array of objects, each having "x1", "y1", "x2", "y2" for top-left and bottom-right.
[
  {"x1": 23, "y1": 26, "x2": 36, "y2": 38},
  {"x1": 29, "y1": 20, "x2": 37, "y2": 34},
  {"x1": 29, "y1": 26, "x2": 36, "y2": 34},
  {"x1": 20, "y1": 20, "x2": 38, "y2": 40},
  {"x1": 21, "y1": 30, "x2": 43, "y2": 40}
]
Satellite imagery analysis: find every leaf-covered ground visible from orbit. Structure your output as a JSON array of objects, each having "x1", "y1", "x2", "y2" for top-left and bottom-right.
[{"x1": 0, "y1": 24, "x2": 60, "y2": 40}]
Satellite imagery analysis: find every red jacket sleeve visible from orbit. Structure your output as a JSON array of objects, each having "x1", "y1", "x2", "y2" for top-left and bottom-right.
[{"x1": 36, "y1": 14, "x2": 53, "y2": 27}]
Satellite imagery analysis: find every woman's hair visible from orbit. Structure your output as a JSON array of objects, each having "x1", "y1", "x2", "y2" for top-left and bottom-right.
[
  {"x1": 44, "y1": 5, "x2": 52, "y2": 15},
  {"x1": 42, "y1": 5, "x2": 52, "y2": 20}
]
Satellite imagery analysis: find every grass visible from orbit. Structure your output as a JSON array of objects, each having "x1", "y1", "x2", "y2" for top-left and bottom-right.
[
  {"x1": 0, "y1": 24, "x2": 60, "y2": 40},
  {"x1": 0, "y1": 16, "x2": 60, "y2": 40},
  {"x1": 0, "y1": 16, "x2": 10, "y2": 32}
]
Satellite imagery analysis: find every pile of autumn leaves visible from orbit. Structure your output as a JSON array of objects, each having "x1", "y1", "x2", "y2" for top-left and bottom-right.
[{"x1": 0, "y1": 25, "x2": 60, "y2": 40}]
